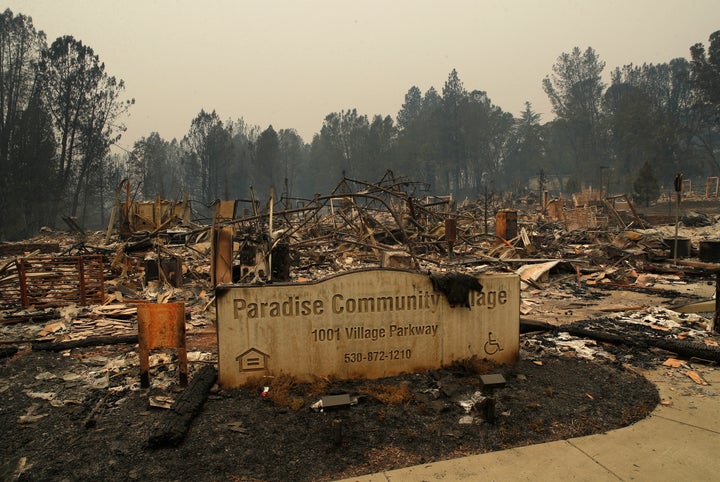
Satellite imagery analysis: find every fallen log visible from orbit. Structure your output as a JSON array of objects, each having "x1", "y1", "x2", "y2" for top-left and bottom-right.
[
  {"x1": 32, "y1": 334, "x2": 138, "y2": 351},
  {"x1": 650, "y1": 337, "x2": 720, "y2": 362},
  {"x1": 677, "y1": 260, "x2": 720, "y2": 272},
  {"x1": 520, "y1": 317, "x2": 554, "y2": 333},
  {"x1": 563, "y1": 325, "x2": 720, "y2": 363},
  {"x1": 148, "y1": 365, "x2": 217, "y2": 448},
  {"x1": 1, "y1": 311, "x2": 58, "y2": 325}
]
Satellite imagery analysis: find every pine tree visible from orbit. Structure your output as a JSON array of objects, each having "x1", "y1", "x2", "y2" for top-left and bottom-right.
[{"x1": 632, "y1": 161, "x2": 660, "y2": 207}]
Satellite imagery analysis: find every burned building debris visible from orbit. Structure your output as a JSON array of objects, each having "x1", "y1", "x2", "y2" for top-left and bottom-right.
[
  {"x1": 1, "y1": 172, "x2": 720, "y2": 480},
  {"x1": 2, "y1": 171, "x2": 719, "y2": 363}
]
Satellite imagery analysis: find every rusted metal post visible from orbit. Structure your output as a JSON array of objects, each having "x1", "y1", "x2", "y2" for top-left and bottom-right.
[
  {"x1": 96, "y1": 256, "x2": 105, "y2": 302},
  {"x1": 16, "y1": 259, "x2": 28, "y2": 308},
  {"x1": 483, "y1": 182, "x2": 489, "y2": 234},
  {"x1": 715, "y1": 272, "x2": 719, "y2": 334},
  {"x1": 137, "y1": 302, "x2": 188, "y2": 388},
  {"x1": 496, "y1": 210, "x2": 518, "y2": 243},
  {"x1": 673, "y1": 173, "x2": 683, "y2": 266},
  {"x1": 154, "y1": 194, "x2": 162, "y2": 230},
  {"x1": 445, "y1": 216, "x2": 457, "y2": 260},
  {"x1": 212, "y1": 227, "x2": 233, "y2": 286},
  {"x1": 77, "y1": 256, "x2": 86, "y2": 305},
  {"x1": 332, "y1": 419, "x2": 343, "y2": 446}
]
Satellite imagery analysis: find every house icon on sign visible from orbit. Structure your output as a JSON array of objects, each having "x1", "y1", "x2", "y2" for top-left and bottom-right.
[{"x1": 236, "y1": 348, "x2": 270, "y2": 372}]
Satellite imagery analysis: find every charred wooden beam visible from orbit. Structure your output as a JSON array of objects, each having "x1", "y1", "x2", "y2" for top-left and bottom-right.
[
  {"x1": 0, "y1": 310, "x2": 58, "y2": 325},
  {"x1": 0, "y1": 243, "x2": 60, "y2": 256},
  {"x1": 32, "y1": 334, "x2": 138, "y2": 351},
  {"x1": 520, "y1": 318, "x2": 554, "y2": 333},
  {"x1": 563, "y1": 325, "x2": 720, "y2": 363},
  {"x1": 148, "y1": 365, "x2": 217, "y2": 448}
]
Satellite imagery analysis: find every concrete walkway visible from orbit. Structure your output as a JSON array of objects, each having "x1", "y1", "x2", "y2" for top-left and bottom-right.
[{"x1": 339, "y1": 364, "x2": 720, "y2": 481}]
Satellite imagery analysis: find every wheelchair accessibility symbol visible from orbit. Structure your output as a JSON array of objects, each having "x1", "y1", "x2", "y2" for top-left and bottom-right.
[{"x1": 484, "y1": 331, "x2": 503, "y2": 355}]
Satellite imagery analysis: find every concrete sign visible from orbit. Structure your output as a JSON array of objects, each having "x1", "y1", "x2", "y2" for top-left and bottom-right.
[{"x1": 215, "y1": 269, "x2": 519, "y2": 387}]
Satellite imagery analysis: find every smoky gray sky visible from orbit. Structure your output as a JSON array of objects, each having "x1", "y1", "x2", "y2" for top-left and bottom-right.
[{"x1": 6, "y1": 0, "x2": 719, "y2": 150}]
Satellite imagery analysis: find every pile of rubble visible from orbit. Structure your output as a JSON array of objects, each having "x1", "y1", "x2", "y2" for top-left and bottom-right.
[
  {"x1": 0, "y1": 181, "x2": 718, "y2": 362},
  {"x1": 1, "y1": 173, "x2": 720, "y2": 481},
  {"x1": 1, "y1": 173, "x2": 719, "y2": 348}
]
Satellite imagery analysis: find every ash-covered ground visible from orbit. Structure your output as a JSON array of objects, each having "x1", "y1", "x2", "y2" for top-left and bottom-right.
[{"x1": 1, "y1": 338, "x2": 660, "y2": 482}]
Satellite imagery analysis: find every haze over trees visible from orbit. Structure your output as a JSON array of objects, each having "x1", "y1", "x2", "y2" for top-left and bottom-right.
[
  {"x1": 0, "y1": 9, "x2": 132, "y2": 239},
  {"x1": 0, "y1": 7, "x2": 718, "y2": 240}
]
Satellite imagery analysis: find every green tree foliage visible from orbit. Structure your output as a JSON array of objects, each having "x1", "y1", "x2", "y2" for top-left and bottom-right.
[
  {"x1": 604, "y1": 60, "x2": 696, "y2": 188},
  {"x1": 504, "y1": 102, "x2": 546, "y2": 191},
  {"x1": 182, "y1": 109, "x2": 233, "y2": 203},
  {"x1": 4, "y1": 8, "x2": 720, "y2": 241},
  {"x1": 7, "y1": 89, "x2": 56, "y2": 237},
  {"x1": 306, "y1": 134, "x2": 332, "y2": 194},
  {"x1": 690, "y1": 30, "x2": 720, "y2": 107},
  {"x1": 0, "y1": 9, "x2": 48, "y2": 238},
  {"x1": 394, "y1": 86, "x2": 441, "y2": 188},
  {"x1": 277, "y1": 128, "x2": 307, "y2": 202},
  {"x1": 125, "y1": 31, "x2": 720, "y2": 215},
  {"x1": 311, "y1": 109, "x2": 371, "y2": 190},
  {"x1": 396, "y1": 86, "x2": 422, "y2": 131},
  {"x1": 40, "y1": 35, "x2": 132, "y2": 221},
  {"x1": 543, "y1": 47, "x2": 608, "y2": 181},
  {"x1": 255, "y1": 125, "x2": 281, "y2": 190},
  {"x1": 541, "y1": 118, "x2": 577, "y2": 184},
  {"x1": 0, "y1": 9, "x2": 45, "y2": 165},
  {"x1": 0, "y1": 10, "x2": 131, "y2": 238},
  {"x1": 130, "y1": 132, "x2": 182, "y2": 199},
  {"x1": 633, "y1": 161, "x2": 660, "y2": 206},
  {"x1": 564, "y1": 174, "x2": 580, "y2": 194},
  {"x1": 225, "y1": 117, "x2": 260, "y2": 200},
  {"x1": 367, "y1": 115, "x2": 396, "y2": 172},
  {"x1": 392, "y1": 71, "x2": 516, "y2": 198},
  {"x1": 464, "y1": 89, "x2": 515, "y2": 190},
  {"x1": 439, "y1": 69, "x2": 468, "y2": 192},
  {"x1": 690, "y1": 31, "x2": 720, "y2": 172},
  {"x1": 603, "y1": 82, "x2": 656, "y2": 183}
]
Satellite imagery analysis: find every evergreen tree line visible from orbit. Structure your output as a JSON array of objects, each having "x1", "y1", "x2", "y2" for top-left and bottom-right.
[
  {"x1": 1, "y1": 7, "x2": 718, "y2": 240},
  {"x1": 0, "y1": 9, "x2": 132, "y2": 240}
]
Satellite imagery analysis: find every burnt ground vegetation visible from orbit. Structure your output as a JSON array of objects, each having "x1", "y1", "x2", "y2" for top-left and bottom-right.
[{"x1": 0, "y1": 340, "x2": 659, "y2": 482}]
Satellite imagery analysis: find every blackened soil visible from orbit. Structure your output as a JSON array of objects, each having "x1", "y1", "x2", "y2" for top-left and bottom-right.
[{"x1": 0, "y1": 347, "x2": 659, "y2": 482}]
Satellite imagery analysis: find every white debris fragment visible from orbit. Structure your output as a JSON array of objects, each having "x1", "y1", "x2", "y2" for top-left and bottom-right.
[
  {"x1": 187, "y1": 351, "x2": 214, "y2": 362},
  {"x1": 458, "y1": 390, "x2": 485, "y2": 413},
  {"x1": 34, "y1": 371, "x2": 56, "y2": 380},
  {"x1": 18, "y1": 403, "x2": 49, "y2": 424},
  {"x1": 458, "y1": 415, "x2": 476, "y2": 424},
  {"x1": 555, "y1": 332, "x2": 611, "y2": 361},
  {"x1": 23, "y1": 390, "x2": 56, "y2": 401},
  {"x1": 612, "y1": 306, "x2": 711, "y2": 334}
]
